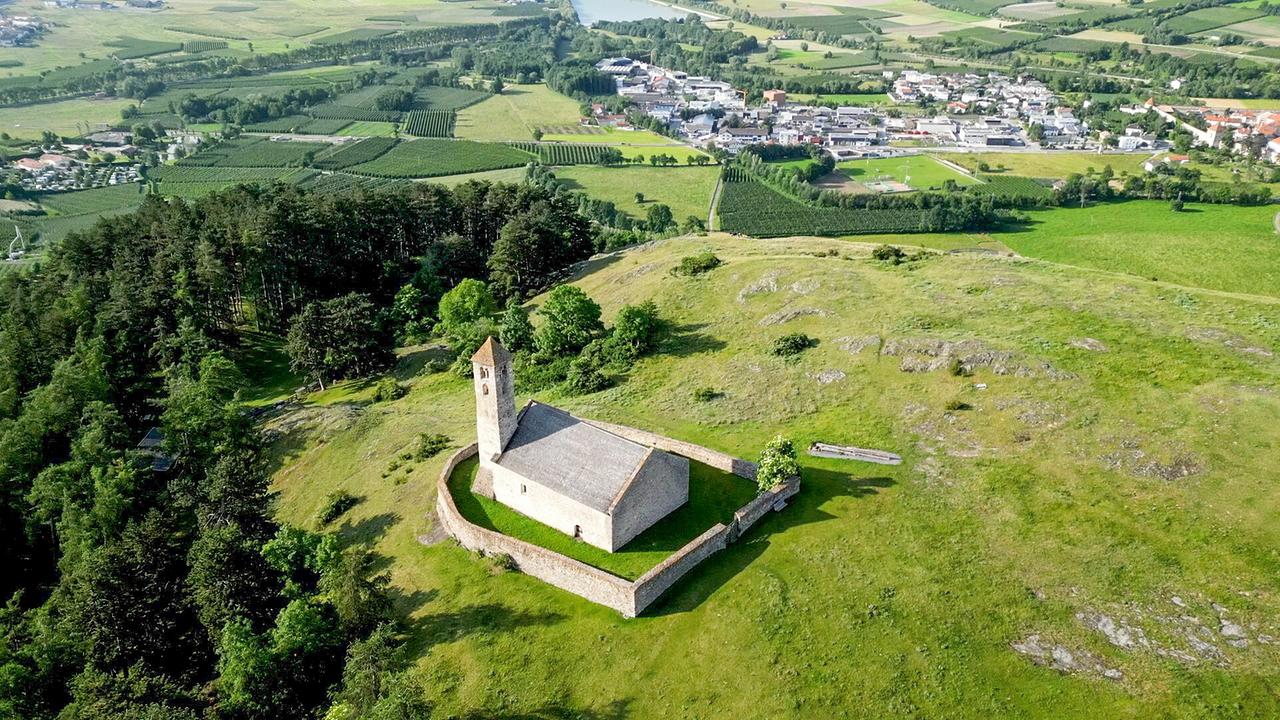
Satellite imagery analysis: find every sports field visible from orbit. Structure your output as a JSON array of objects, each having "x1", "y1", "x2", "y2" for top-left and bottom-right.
[
  {"x1": 944, "y1": 152, "x2": 1149, "y2": 178},
  {"x1": 839, "y1": 155, "x2": 979, "y2": 190}
]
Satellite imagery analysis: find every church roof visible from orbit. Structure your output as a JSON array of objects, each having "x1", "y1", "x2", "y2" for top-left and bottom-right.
[
  {"x1": 495, "y1": 402, "x2": 660, "y2": 513},
  {"x1": 470, "y1": 336, "x2": 511, "y2": 366}
]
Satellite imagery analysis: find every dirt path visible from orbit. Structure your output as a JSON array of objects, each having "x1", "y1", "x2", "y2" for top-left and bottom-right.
[
  {"x1": 707, "y1": 174, "x2": 724, "y2": 231},
  {"x1": 1274, "y1": 210, "x2": 1280, "y2": 235}
]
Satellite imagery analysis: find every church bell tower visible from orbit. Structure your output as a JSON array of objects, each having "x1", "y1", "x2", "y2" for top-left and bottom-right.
[{"x1": 471, "y1": 336, "x2": 517, "y2": 462}]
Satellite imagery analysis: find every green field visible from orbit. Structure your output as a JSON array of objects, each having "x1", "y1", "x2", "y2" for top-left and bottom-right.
[
  {"x1": 538, "y1": 127, "x2": 681, "y2": 146},
  {"x1": 267, "y1": 232, "x2": 1280, "y2": 718},
  {"x1": 555, "y1": 165, "x2": 720, "y2": 224},
  {"x1": 455, "y1": 84, "x2": 584, "y2": 142},
  {"x1": 346, "y1": 138, "x2": 533, "y2": 178},
  {"x1": 944, "y1": 152, "x2": 1148, "y2": 178},
  {"x1": 839, "y1": 155, "x2": 980, "y2": 190},
  {"x1": 1005, "y1": 201, "x2": 1280, "y2": 298},
  {"x1": 0, "y1": 96, "x2": 134, "y2": 139}
]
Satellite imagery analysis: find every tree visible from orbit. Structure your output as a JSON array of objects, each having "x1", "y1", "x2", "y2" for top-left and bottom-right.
[
  {"x1": 487, "y1": 203, "x2": 595, "y2": 300},
  {"x1": 610, "y1": 301, "x2": 661, "y2": 359},
  {"x1": 286, "y1": 294, "x2": 392, "y2": 390},
  {"x1": 756, "y1": 435, "x2": 800, "y2": 491},
  {"x1": 634, "y1": 192, "x2": 645, "y2": 204},
  {"x1": 498, "y1": 299, "x2": 535, "y2": 352},
  {"x1": 645, "y1": 203, "x2": 674, "y2": 232},
  {"x1": 436, "y1": 279, "x2": 495, "y2": 341},
  {"x1": 535, "y1": 285, "x2": 602, "y2": 357}
]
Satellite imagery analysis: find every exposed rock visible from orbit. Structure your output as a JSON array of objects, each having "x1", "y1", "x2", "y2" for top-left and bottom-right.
[
  {"x1": 1070, "y1": 337, "x2": 1108, "y2": 352},
  {"x1": 881, "y1": 337, "x2": 1075, "y2": 380},
  {"x1": 614, "y1": 262, "x2": 657, "y2": 285},
  {"x1": 811, "y1": 369, "x2": 847, "y2": 384},
  {"x1": 759, "y1": 306, "x2": 833, "y2": 326},
  {"x1": 789, "y1": 278, "x2": 820, "y2": 295},
  {"x1": 1077, "y1": 612, "x2": 1147, "y2": 651},
  {"x1": 834, "y1": 335, "x2": 881, "y2": 354},
  {"x1": 1186, "y1": 327, "x2": 1274, "y2": 358},
  {"x1": 1100, "y1": 438, "x2": 1203, "y2": 481},
  {"x1": 1011, "y1": 634, "x2": 1123, "y2": 680},
  {"x1": 737, "y1": 270, "x2": 781, "y2": 303}
]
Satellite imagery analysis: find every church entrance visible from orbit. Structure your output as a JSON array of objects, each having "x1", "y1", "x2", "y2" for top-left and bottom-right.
[{"x1": 573, "y1": 525, "x2": 582, "y2": 540}]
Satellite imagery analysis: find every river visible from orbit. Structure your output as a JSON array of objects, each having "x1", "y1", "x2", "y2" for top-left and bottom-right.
[{"x1": 569, "y1": 0, "x2": 688, "y2": 25}]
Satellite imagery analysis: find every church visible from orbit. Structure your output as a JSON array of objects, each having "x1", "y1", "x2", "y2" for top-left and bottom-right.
[{"x1": 469, "y1": 337, "x2": 690, "y2": 552}]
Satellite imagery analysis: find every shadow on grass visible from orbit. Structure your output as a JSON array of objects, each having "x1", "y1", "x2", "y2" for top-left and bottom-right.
[
  {"x1": 401, "y1": 603, "x2": 566, "y2": 657},
  {"x1": 661, "y1": 322, "x2": 727, "y2": 357},
  {"x1": 649, "y1": 466, "x2": 894, "y2": 616},
  {"x1": 393, "y1": 344, "x2": 453, "y2": 380},
  {"x1": 335, "y1": 511, "x2": 399, "y2": 547},
  {"x1": 459, "y1": 699, "x2": 633, "y2": 720}
]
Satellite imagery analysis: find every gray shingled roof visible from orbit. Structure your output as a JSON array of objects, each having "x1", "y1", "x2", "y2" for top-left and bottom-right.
[{"x1": 496, "y1": 402, "x2": 651, "y2": 513}]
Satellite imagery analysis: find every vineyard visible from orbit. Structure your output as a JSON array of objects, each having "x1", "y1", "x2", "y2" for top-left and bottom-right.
[
  {"x1": 307, "y1": 104, "x2": 402, "y2": 123},
  {"x1": 403, "y1": 110, "x2": 455, "y2": 138},
  {"x1": 177, "y1": 138, "x2": 328, "y2": 168},
  {"x1": 718, "y1": 173, "x2": 930, "y2": 237},
  {"x1": 345, "y1": 139, "x2": 533, "y2": 178},
  {"x1": 508, "y1": 142, "x2": 619, "y2": 165},
  {"x1": 312, "y1": 138, "x2": 399, "y2": 170},
  {"x1": 413, "y1": 85, "x2": 489, "y2": 111},
  {"x1": 967, "y1": 175, "x2": 1054, "y2": 200},
  {"x1": 149, "y1": 166, "x2": 301, "y2": 184},
  {"x1": 182, "y1": 40, "x2": 228, "y2": 53},
  {"x1": 296, "y1": 172, "x2": 410, "y2": 193}
]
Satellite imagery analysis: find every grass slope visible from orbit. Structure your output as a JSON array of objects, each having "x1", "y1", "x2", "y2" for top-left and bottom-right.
[{"x1": 266, "y1": 234, "x2": 1280, "y2": 719}]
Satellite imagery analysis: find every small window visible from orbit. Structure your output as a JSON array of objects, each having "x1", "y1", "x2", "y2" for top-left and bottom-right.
[
  {"x1": 479, "y1": 367, "x2": 489, "y2": 379},
  {"x1": 481, "y1": 384, "x2": 489, "y2": 396},
  {"x1": 520, "y1": 484, "x2": 526, "y2": 494}
]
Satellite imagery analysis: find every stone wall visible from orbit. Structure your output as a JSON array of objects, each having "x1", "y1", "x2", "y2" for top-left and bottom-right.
[
  {"x1": 435, "y1": 430, "x2": 799, "y2": 617},
  {"x1": 435, "y1": 444, "x2": 636, "y2": 615},
  {"x1": 584, "y1": 419, "x2": 759, "y2": 481}
]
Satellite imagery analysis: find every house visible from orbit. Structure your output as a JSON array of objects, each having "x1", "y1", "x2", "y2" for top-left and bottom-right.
[
  {"x1": 470, "y1": 338, "x2": 690, "y2": 552},
  {"x1": 1143, "y1": 154, "x2": 1189, "y2": 172},
  {"x1": 762, "y1": 89, "x2": 787, "y2": 106}
]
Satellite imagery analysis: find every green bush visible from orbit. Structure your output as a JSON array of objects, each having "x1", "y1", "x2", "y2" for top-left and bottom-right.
[
  {"x1": 317, "y1": 490, "x2": 359, "y2": 525},
  {"x1": 771, "y1": 333, "x2": 816, "y2": 357},
  {"x1": 671, "y1": 251, "x2": 723, "y2": 277},
  {"x1": 414, "y1": 433, "x2": 451, "y2": 460},
  {"x1": 944, "y1": 399, "x2": 971, "y2": 412},
  {"x1": 564, "y1": 353, "x2": 610, "y2": 395},
  {"x1": 872, "y1": 244, "x2": 907, "y2": 264},
  {"x1": 692, "y1": 386, "x2": 721, "y2": 402},
  {"x1": 373, "y1": 377, "x2": 406, "y2": 403},
  {"x1": 756, "y1": 435, "x2": 800, "y2": 492}
]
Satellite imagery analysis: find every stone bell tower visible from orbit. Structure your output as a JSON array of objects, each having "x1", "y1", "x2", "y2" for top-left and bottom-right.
[{"x1": 471, "y1": 336, "x2": 517, "y2": 462}]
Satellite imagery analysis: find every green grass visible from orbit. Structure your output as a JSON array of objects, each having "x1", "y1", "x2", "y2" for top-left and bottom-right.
[
  {"x1": 839, "y1": 155, "x2": 979, "y2": 190},
  {"x1": 537, "y1": 128, "x2": 681, "y2": 146},
  {"x1": 555, "y1": 165, "x2": 720, "y2": 225},
  {"x1": 448, "y1": 456, "x2": 757, "y2": 580},
  {"x1": 0, "y1": 96, "x2": 134, "y2": 139},
  {"x1": 945, "y1": 152, "x2": 1147, "y2": 178},
  {"x1": 455, "y1": 84, "x2": 584, "y2": 142},
  {"x1": 1006, "y1": 200, "x2": 1280, "y2": 298},
  {"x1": 265, "y1": 233, "x2": 1280, "y2": 718},
  {"x1": 336, "y1": 121, "x2": 400, "y2": 137}
]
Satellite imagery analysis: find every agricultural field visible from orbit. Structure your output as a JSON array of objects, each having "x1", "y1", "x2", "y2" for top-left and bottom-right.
[
  {"x1": 413, "y1": 85, "x2": 491, "y2": 111},
  {"x1": 944, "y1": 152, "x2": 1148, "y2": 178},
  {"x1": 312, "y1": 137, "x2": 399, "y2": 170},
  {"x1": 455, "y1": 84, "x2": 584, "y2": 142},
  {"x1": 1004, "y1": 201, "x2": 1280, "y2": 298},
  {"x1": 177, "y1": 137, "x2": 330, "y2": 167},
  {"x1": 554, "y1": 165, "x2": 721, "y2": 224},
  {"x1": 267, "y1": 231, "x2": 1280, "y2": 719},
  {"x1": 337, "y1": 121, "x2": 401, "y2": 137},
  {"x1": 19, "y1": 184, "x2": 145, "y2": 249},
  {"x1": 719, "y1": 173, "x2": 935, "y2": 236},
  {"x1": 1162, "y1": 6, "x2": 1265, "y2": 34},
  {"x1": 402, "y1": 110, "x2": 456, "y2": 138},
  {"x1": 838, "y1": 155, "x2": 980, "y2": 191},
  {"x1": 0, "y1": 96, "x2": 133, "y2": 139},
  {"x1": 788, "y1": 92, "x2": 897, "y2": 106},
  {"x1": 344, "y1": 138, "x2": 533, "y2": 178},
  {"x1": 537, "y1": 127, "x2": 683, "y2": 146}
]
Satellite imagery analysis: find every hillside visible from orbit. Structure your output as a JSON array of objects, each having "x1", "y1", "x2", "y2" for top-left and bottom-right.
[{"x1": 267, "y1": 234, "x2": 1280, "y2": 719}]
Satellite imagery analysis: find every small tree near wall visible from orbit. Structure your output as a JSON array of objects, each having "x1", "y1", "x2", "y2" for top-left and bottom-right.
[{"x1": 756, "y1": 435, "x2": 800, "y2": 492}]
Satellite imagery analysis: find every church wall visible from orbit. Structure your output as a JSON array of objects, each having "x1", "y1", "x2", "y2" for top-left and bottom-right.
[
  {"x1": 610, "y1": 451, "x2": 690, "y2": 551},
  {"x1": 437, "y1": 444, "x2": 639, "y2": 616},
  {"x1": 488, "y1": 460, "x2": 613, "y2": 551}
]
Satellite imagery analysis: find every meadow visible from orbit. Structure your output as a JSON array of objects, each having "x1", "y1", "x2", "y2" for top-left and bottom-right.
[
  {"x1": 943, "y1": 151, "x2": 1148, "y2": 178},
  {"x1": 1005, "y1": 201, "x2": 1280, "y2": 298},
  {"x1": 455, "y1": 84, "x2": 585, "y2": 142},
  {"x1": 554, "y1": 165, "x2": 720, "y2": 224},
  {"x1": 839, "y1": 154, "x2": 979, "y2": 190},
  {"x1": 265, "y1": 233, "x2": 1280, "y2": 719}
]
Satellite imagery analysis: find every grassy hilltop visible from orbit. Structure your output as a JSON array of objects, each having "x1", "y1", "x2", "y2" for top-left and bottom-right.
[{"x1": 266, "y1": 233, "x2": 1280, "y2": 719}]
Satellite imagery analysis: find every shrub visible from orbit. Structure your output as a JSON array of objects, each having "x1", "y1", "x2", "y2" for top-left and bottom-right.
[
  {"x1": 515, "y1": 354, "x2": 572, "y2": 391},
  {"x1": 498, "y1": 300, "x2": 535, "y2": 352},
  {"x1": 564, "y1": 353, "x2": 610, "y2": 395},
  {"x1": 692, "y1": 386, "x2": 720, "y2": 402},
  {"x1": 872, "y1": 244, "x2": 907, "y2": 264},
  {"x1": 317, "y1": 491, "x2": 359, "y2": 525},
  {"x1": 771, "y1": 333, "x2": 816, "y2": 357},
  {"x1": 610, "y1": 301, "x2": 662, "y2": 359},
  {"x1": 756, "y1": 435, "x2": 800, "y2": 491},
  {"x1": 671, "y1": 251, "x2": 722, "y2": 277},
  {"x1": 414, "y1": 433, "x2": 450, "y2": 460},
  {"x1": 372, "y1": 377, "x2": 406, "y2": 403},
  {"x1": 944, "y1": 399, "x2": 971, "y2": 412}
]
